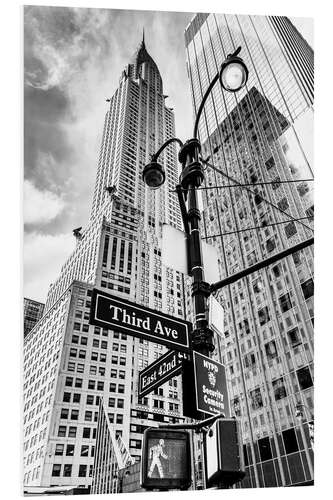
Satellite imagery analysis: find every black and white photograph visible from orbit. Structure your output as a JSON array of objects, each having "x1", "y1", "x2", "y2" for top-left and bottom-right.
[{"x1": 18, "y1": 1, "x2": 318, "y2": 497}]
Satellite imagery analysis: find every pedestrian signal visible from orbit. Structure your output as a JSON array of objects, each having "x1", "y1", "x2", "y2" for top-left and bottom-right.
[{"x1": 141, "y1": 428, "x2": 191, "y2": 490}]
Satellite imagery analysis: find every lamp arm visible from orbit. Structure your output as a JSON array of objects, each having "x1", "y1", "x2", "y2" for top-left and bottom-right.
[
  {"x1": 153, "y1": 137, "x2": 184, "y2": 161},
  {"x1": 193, "y1": 73, "x2": 219, "y2": 139}
]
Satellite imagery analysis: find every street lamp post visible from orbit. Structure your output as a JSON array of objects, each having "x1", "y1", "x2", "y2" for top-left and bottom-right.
[{"x1": 142, "y1": 47, "x2": 249, "y2": 357}]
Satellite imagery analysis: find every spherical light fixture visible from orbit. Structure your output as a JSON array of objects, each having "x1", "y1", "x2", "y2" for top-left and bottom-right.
[
  {"x1": 219, "y1": 48, "x2": 248, "y2": 93},
  {"x1": 142, "y1": 160, "x2": 165, "y2": 189}
]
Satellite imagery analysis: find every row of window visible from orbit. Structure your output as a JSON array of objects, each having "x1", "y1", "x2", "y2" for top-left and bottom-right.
[
  {"x1": 67, "y1": 357, "x2": 127, "y2": 374},
  {"x1": 52, "y1": 463, "x2": 93, "y2": 477},
  {"x1": 58, "y1": 426, "x2": 96, "y2": 439},
  {"x1": 244, "y1": 426, "x2": 306, "y2": 466},
  {"x1": 247, "y1": 366, "x2": 313, "y2": 412}
]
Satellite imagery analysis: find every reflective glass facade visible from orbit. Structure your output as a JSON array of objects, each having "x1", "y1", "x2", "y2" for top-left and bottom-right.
[{"x1": 185, "y1": 14, "x2": 314, "y2": 488}]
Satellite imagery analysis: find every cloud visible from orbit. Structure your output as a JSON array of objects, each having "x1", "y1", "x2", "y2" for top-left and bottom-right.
[
  {"x1": 24, "y1": 231, "x2": 75, "y2": 302},
  {"x1": 24, "y1": 178, "x2": 65, "y2": 225}
]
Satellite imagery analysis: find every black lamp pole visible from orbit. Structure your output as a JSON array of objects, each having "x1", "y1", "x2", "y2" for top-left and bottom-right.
[{"x1": 142, "y1": 47, "x2": 249, "y2": 357}]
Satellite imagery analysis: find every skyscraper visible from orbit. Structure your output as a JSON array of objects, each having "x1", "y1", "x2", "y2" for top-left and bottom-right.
[
  {"x1": 185, "y1": 14, "x2": 314, "y2": 488},
  {"x1": 23, "y1": 35, "x2": 189, "y2": 490}
]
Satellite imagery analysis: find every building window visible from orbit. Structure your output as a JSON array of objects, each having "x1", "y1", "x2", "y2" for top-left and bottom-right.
[
  {"x1": 232, "y1": 397, "x2": 241, "y2": 416},
  {"x1": 71, "y1": 409, "x2": 79, "y2": 420},
  {"x1": 297, "y1": 367, "x2": 313, "y2": 390},
  {"x1": 83, "y1": 427, "x2": 91, "y2": 439},
  {"x1": 63, "y1": 392, "x2": 71, "y2": 403},
  {"x1": 285, "y1": 222, "x2": 297, "y2": 238},
  {"x1": 306, "y1": 205, "x2": 314, "y2": 221},
  {"x1": 86, "y1": 395, "x2": 94, "y2": 405},
  {"x1": 258, "y1": 437, "x2": 272, "y2": 461},
  {"x1": 287, "y1": 327, "x2": 301, "y2": 347},
  {"x1": 63, "y1": 464, "x2": 72, "y2": 477},
  {"x1": 272, "y1": 378, "x2": 287, "y2": 400},
  {"x1": 58, "y1": 426, "x2": 66, "y2": 437},
  {"x1": 66, "y1": 444, "x2": 75, "y2": 456},
  {"x1": 278, "y1": 198, "x2": 289, "y2": 211},
  {"x1": 65, "y1": 377, "x2": 73, "y2": 387},
  {"x1": 79, "y1": 465, "x2": 87, "y2": 477},
  {"x1": 282, "y1": 428, "x2": 299, "y2": 454},
  {"x1": 60, "y1": 409, "x2": 69, "y2": 419},
  {"x1": 52, "y1": 464, "x2": 61, "y2": 477},
  {"x1": 117, "y1": 399, "x2": 124, "y2": 409},
  {"x1": 55, "y1": 444, "x2": 64, "y2": 456},
  {"x1": 265, "y1": 340, "x2": 277, "y2": 359},
  {"x1": 301, "y1": 279, "x2": 314, "y2": 300},
  {"x1": 250, "y1": 388, "x2": 263, "y2": 410},
  {"x1": 75, "y1": 378, "x2": 83, "y2": 388},
  {"x1": 81, "y1": 445, "x2": 89, "y2": 456},
  {"x1": 116, "y1": 414, "x2": 123, "y2": 424},
  {"x1": 265, "y1": 156, "x2": 275, "y2": 170},
  {"x1": 272, "y1": 264, "x2": 281, "y2": 278},
  {"x1": 73, "y1": 394, "x2": 81, "y2": 403},
  {"x1": 130, "y1": 439, "x2": 142, "y2": 449},
  {"x1": 258, "y1": 306, "x2": 270, "y2": 325},
  {"x1": 68, "y1": 362, "x2": 75, "y2": 372},
  {"x1": 266, "y1": 238, "x2": 275, "y2": 253},
  {"x1": 68, "y1": 427, "x2": 77, "y2": 438},
  {"x1": 292, "y1": 251, "x2": 302, "y2": 267},
  {"x1": 85, "y1": 411, "x2": 92, "y2": 422},
  {"x1": 279, "y1": 293, "x2": 292, "y2": 313}
]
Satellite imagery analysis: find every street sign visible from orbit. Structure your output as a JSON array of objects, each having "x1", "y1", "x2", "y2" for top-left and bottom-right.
[
  {"x1": 89, "y1": 288, "x2": 192, "y2": 353},
  {"x1": 193, "y1": 352, "x2": 230, "y2": 417},
  {"x1": 141, "y1": 428, "x2": 191, "y2": 490},
  {"x1": 161, "y1": 224, "x2": 219, "y2": 283},
  {"x1": 209, "y1": 296, "x2": 224, "y2": 338},
  {"x1": 138, "y1": 350, "x2": 190, "y2": 398}
]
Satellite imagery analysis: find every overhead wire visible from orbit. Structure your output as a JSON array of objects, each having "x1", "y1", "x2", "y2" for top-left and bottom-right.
[{"x1": 201, "y1": 157, "x2": 314, "y2": 234}]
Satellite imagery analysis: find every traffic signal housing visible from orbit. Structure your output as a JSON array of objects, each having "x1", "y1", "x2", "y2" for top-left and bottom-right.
[
  {"x1": 141, "y1": 428, "x2": 191, "y2": 490},
  {"x1": 206, "y1": 418, "x2": 246, "y2": 487}
]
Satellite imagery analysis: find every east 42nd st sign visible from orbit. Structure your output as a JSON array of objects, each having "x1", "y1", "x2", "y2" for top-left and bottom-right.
[{"x1": 89, "y1": 288, "x2": 192, "y2": 353}]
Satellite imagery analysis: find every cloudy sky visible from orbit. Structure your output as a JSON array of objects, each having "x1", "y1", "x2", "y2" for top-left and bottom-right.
[{"x1": 24, "y1": 5, "x2": 313, "y2": 303}]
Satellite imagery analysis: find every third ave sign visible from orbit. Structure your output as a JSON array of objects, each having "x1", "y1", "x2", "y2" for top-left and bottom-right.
[
  {"x1": 138, "y1": 350, "x2": 190, "y2": 398},
  {"x1": 89, "y1": 288, "x2": 192, "y2": 353}
]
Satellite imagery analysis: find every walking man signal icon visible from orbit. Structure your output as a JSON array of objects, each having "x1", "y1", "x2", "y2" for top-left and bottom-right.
[{"x1": 148, "y1": 439, "x2": 168, "y2": 478}]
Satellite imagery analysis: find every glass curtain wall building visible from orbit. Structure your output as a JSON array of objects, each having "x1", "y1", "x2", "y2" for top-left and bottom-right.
[
  {"x1": 185, "y1": 14, "x2": 314, "y2": 488},
  {"x1": 23, "y1": 36, "x2": 189, "y2": 490}
]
